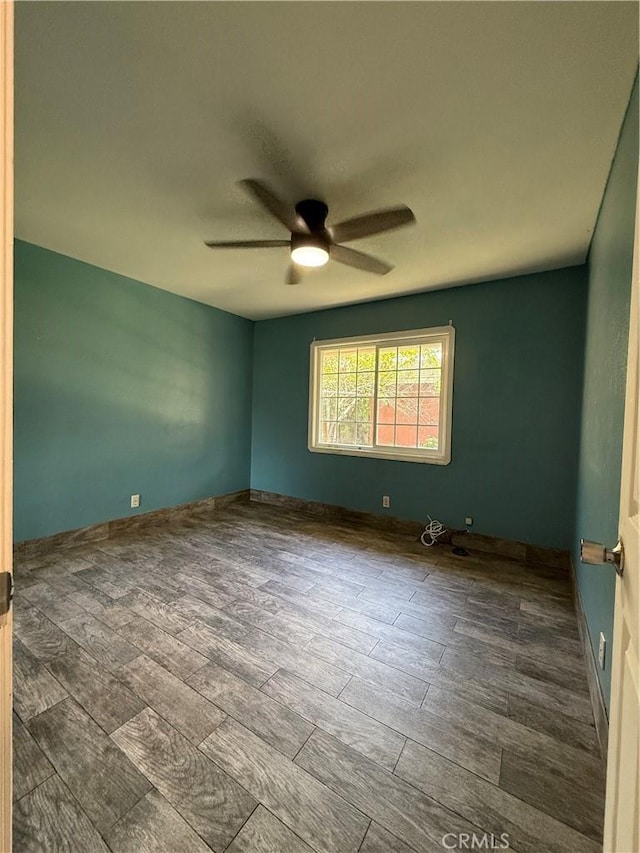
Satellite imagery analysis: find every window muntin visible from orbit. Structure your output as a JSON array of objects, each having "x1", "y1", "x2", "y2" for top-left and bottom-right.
[{"x1": 309, "y1": 326, "x2": 454, "y2": 464}]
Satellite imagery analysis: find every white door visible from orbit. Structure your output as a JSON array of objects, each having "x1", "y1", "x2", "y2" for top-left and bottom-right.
[
  {"x1": 0, "y1": 1, "x2": 13, "y2": 849},
  {"x1": 603, "y1": 177, "x2": 640, "y2": 852}
]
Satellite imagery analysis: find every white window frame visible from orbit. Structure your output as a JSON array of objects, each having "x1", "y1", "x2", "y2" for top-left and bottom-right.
[{"x1": 308, "y1": 325, "x2": 455, "y2": 465}]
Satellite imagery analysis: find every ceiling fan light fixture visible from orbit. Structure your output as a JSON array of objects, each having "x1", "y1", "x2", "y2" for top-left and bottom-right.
[
  {"x1": 290, "y1": 234, "x2": 329, "y2": 268},
  {"x1": 291, "y1": 245, "x2": 329, "y2": 267}
]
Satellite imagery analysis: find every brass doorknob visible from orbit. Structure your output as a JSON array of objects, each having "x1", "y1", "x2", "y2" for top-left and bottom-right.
[{"x1": 580, "y1": 538, "x2": 624, "y2": 577}]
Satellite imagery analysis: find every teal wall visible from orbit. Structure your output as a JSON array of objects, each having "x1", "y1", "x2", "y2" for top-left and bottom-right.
[
  {"x1": 574, "y1": 75, "x2": 639, "y2": 711},
  {"x1": 251, "y1": 266, "x2": 587, "y2": 551},
  {"x1": 14, "y1": 241, "x2": 254, "y2": 541}
]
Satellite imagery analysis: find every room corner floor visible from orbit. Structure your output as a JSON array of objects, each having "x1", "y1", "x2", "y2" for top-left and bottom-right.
[{"x1": 12, "y1": 501, "x2": 604, "y2": 853}]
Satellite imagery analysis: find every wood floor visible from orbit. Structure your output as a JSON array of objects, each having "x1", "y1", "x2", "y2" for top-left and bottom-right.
[{"x1": 12, "y1": 501, "x2": 605, "y2": 852}]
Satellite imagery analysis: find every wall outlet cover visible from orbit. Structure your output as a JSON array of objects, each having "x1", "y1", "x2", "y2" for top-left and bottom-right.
[
  {"x1": 382, "y1": 496, "x2": 390, "y2": 508},
  {"x1": 598, "y1": 632, "x2": 606, "y2": 670},
  {"x1": 130, "y1": 494, "x2": 140, "y2": 509},
  {"x1": 465, "y1": 517, "x2": 473, "y2": 526}
]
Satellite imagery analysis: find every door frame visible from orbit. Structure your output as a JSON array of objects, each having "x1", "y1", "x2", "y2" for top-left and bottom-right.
[{"x1": 0, "y1": 0, "x2": 13, "y2": 849}]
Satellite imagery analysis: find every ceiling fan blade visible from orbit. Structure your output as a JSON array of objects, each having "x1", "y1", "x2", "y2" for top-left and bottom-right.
[
  {"x1": 331, "y1": 245, "x2": 393, "y2": 275},
  {"x1": 204, "y1": 239, "x2": 290, "y2": 249},
  {"x1": 240, "y1": 179, "x2": 306, "y2": 233},
  {"x1": 285, "y1": 264, "x2": 304, "y2": 285},
  {"x1": 330, "y1": 205, "x2": 415, "y2": 244}
]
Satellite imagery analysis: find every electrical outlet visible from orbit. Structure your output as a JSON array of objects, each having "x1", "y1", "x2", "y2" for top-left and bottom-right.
[
  {"x1": 465, "y1": 516, "x2": 473, "y2": 526},
  {"x1": 382, "y1": 495, "x2": 390, "y2": 508},
  {"x1": 130, "y1": 494, "x2": 140, "y2": 509},
  {"x1": 598, "y1": 632, "x2": 606, "y2": 670}
]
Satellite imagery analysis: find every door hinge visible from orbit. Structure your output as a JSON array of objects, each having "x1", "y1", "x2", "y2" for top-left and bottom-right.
[{"x1": 0, "y1": 572, "x2": 13, "y2": 616}]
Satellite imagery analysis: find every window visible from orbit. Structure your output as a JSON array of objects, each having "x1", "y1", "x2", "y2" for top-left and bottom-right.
[{"x1": 309, "y1": 326, "x2": 455, "y2": 464}]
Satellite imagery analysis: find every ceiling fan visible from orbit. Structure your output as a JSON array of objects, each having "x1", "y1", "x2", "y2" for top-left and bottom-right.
[{"x1": 204, "y1": 179, "x2": 416, "y2": 285}]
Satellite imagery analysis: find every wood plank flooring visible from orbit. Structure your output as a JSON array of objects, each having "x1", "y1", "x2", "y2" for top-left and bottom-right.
[{"x1": 13, "y1": 501, "x2": 605, "y2": 852}]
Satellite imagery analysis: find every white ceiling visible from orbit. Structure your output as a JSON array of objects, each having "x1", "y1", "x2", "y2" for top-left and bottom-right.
[{"x1": 15, "y1": 2, "x2": 639, "y2": 320}]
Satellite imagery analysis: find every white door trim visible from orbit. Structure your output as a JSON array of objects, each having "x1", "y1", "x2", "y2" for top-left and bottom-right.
[{"x1": 0, "y1": 0, "x2": 13, "y2": 848}]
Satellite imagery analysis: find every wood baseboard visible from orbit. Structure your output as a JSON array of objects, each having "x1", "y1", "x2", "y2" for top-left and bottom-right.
[
  {"x1": 250, "y1": 488, "x2": 424, "y2": 536},
  {"x1": 249, "y1": 489, "x2": 570, "y2": 570},
  {"x1": 14, "y1": 489, "x2": 251, "y2": 558},
  {"x1": 569, "y1": 557, "x2": 609, "y2": 762}
]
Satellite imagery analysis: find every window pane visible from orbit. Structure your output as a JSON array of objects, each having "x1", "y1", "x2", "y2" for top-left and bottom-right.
[
  {"x1": 418, "y1": 425, "x2": 439, "y2": 449},
  {"x1": 321, "y1": 398, "x2": 337, "y2": 421},
  {"x1": 357, "y1": 348, "x2": 376, "y2": 371},
  {"x1": 418, "y1": 397, "x2": 440, "y2": 425},
  {"x1": 320, "y1": 421, "x2": 337, "y2": 443},
  {"x1": 339, "y1": 349, "x2": 358, "y2": 372},
  {"x1": 355, "y1": 398, "x2": 373, "y2": 423},
  {"x1": 356, "y1": 423, "x2": 373, "y2": 446},
  {"x1": 338, "y1": 373, "x2": 357, "y2": 396},
  {"x1": 396, "y1": 369, "x2": 419, "y2": 397},
  {"x1": 338, "y1": 422, "x2": 357, "y2": 444},
  {"x1": 377, "y1": 399, "x2": 396, "y2": 424},
  {"x1": 420, "y1": 343, "x2": 442, "y2": 368},
  {"x1": 376, "y1": 424, "x2": 395, "y2": 446},
  {"x1": 321, "y1": 373, "x2": 338, "y2": 396},
  {"x1": 356, "y1": 371, "x2": 375, "y2": 397},
  {"x1": 378, "y1": 347, "x2": 397, "y2": 370},
  {"x1": 398, "y1": 346, "x2": 419, "y2": 370},
  {"x1": 337, "y1": 398, "x2": 356, "y2": 422},
  {"x1": 322, "y1": 350, "x2": 339, "y2": 373},
  {"x1": 396, "y1": 397, "x2": 418, "y2": 424},
  {"x1": 419, "y1": 368, "x2": 441, "y2": 396},
  {"x1": 377, "y1": 371, "x2": 396, "y2": 397},
  {"x1": 396, "y1": 425, "x2": 418, "y2": 447}
]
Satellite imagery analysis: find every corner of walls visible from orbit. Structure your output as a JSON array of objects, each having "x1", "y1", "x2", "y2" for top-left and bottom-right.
[
  {"x1": 573, "y1": 72, "x2": 639, "y2": 713},
  {"x1": 247, "y1": 316, "x2": 258, "y2": 487}
]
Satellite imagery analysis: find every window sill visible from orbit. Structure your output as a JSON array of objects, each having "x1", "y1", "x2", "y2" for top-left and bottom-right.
[{"x1": 308, "y1": 444, "x2": 451, "y2": 465}]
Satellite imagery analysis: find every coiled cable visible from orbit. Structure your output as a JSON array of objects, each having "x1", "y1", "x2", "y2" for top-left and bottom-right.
[{"x1": 420, "y1": 516, "x2": 447, "y2": 547}]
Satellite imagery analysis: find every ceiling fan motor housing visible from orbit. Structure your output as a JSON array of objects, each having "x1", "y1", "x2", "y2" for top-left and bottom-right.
[
  {"x1": 290, "y1": 231, "x2": 329, "y2": 253},
  {"x1": 292, "y1": 200, "x2": 331, "y2": 266},
  {"x1": 295, "y1": 199, "x2": 329, "y2": 234}
]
